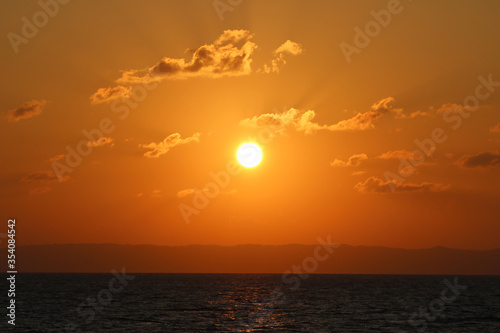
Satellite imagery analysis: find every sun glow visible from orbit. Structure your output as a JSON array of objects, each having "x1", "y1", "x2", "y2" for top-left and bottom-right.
[{"x1": 237, "y1": 143, "x2": 262, "y2": 168}]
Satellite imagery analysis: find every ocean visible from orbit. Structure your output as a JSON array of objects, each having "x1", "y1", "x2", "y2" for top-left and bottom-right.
[{"x1": 1, "y1": 274, "x2": 499, "y2": 332}]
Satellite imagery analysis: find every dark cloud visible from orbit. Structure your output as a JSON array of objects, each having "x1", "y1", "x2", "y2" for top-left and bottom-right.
[
  {"x1": 7, "y1": 99, "x2": 46, "y2": 122},
  {"x1": 117, "y1": 30, "x2": 257, "y2": 84},
  {"x1": 456, "y1": 151, "x2": 500, "y2": 169}
]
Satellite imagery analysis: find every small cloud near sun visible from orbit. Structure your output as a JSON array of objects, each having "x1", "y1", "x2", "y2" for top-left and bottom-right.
[
  {"x1": 260, "y1": 40, "x2": 303, "y2": 74},
  {"x1": 376, "y1": 150, "x2": 416, "y2": 160},
  {"x1": 331, "y1": 154, "x2": 368, "y2": 168},
  {"x1": 140, "y1": 133, "x2": 200, "y2": 158},
  {"x1": 177, "y1": 189, "x2": 196, "y2": 198},
  {"x1": 355, "y1": 176, "x2": 449, "y2": 193},
  {"x1": 150, "y1": 190, "x2": 162, "y2": 198},
  {"x1": 240, "y1": 97, "x2": 396, "y2": 135},
  {"x1": 177, "y1": 188, "x2": 237, "y2": 199}
]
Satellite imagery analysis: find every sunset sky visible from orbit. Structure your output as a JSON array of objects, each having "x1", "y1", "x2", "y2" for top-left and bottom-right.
[{"x1": 1, "y1": 0, "x2": 500, "y2": 250}]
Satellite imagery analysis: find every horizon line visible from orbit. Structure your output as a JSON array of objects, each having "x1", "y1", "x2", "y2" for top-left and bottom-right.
[{"x1": 5, "y1": 243, "x2": 500, "y2": 251}]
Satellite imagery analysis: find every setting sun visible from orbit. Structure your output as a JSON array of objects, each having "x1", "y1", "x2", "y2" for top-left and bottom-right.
[
  {"x1": 2, "y1": 1, "x2": 500, "y2": 331},
  {"x1": 237, "y1": 143, "x2": 262, "y2": 168}
]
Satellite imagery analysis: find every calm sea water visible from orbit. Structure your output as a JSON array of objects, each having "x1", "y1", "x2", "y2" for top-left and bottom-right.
[{"x1": 1, "y1": 274, "x2": 499, "y2": 332}]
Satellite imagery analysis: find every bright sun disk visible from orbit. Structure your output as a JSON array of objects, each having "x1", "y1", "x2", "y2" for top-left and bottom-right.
[{"x1": 237, "y1": 143, "x2": 262, "y2": 168}]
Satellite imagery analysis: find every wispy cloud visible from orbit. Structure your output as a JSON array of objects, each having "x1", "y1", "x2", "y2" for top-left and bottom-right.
[
  {"x1": 150, "y1": 189, "x2": 162, "y2": 198},
  {"x1": 377, "y1": 149, "x2": 416, "y2": 160},
  {"x1": 177, "y1": 189, "x2": 196, "y2": 198},
  {"x1": 87, "y1": 137, "x2": 115, "y2": 147},
  {"x1": 261, "y1": 40, "x2": 303, "y2": 74},
  {"x1": 90, "y1": 86, "x2": 131, "y2": 104},
  {"x1": 490, "y1": 123, "x2": 500, "y2": 133},
  {"x1": 140, "y1": 133, "x2": 200, "y2": 158},
  {"x1": 177, "y1": 188, "x2": 236, "y2": 198},
  {"x1": 394, "y1": 110, "x2": 428, "y2": 119},
  {"x1": 7, "y1": 99, "x2": 46, "y2": 122},
  {"x1": 355, "y1": 176, "x2": 449, "y2": 193},
  {"x1": 436, "y1": 103, "x2": 470, "y2": 114},
  {"x1": 48, "y1": 154, "x2": 65, "y2": 162},
  {"x1": 331, "y1": 154, "x2": 368, "y2": 167},
  {"x1": 434, "y1": 102, "x2": 486, "y2": 116},
  {"x1": 29, "y1": 187, "x2": 52, "y2": 195},
  {"x1": 21, "y1": 170, "x2": 70, "y2": 184}
]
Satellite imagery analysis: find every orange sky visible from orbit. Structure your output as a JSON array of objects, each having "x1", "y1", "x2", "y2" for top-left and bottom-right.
[{"x1": 1, "y1": 0, "x2": 500, "y2": 250}]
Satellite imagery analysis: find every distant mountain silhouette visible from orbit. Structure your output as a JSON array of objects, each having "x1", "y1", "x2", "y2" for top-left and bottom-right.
[{"x1": 2, "y1": 244, "x2": 499, "y2": 274}]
